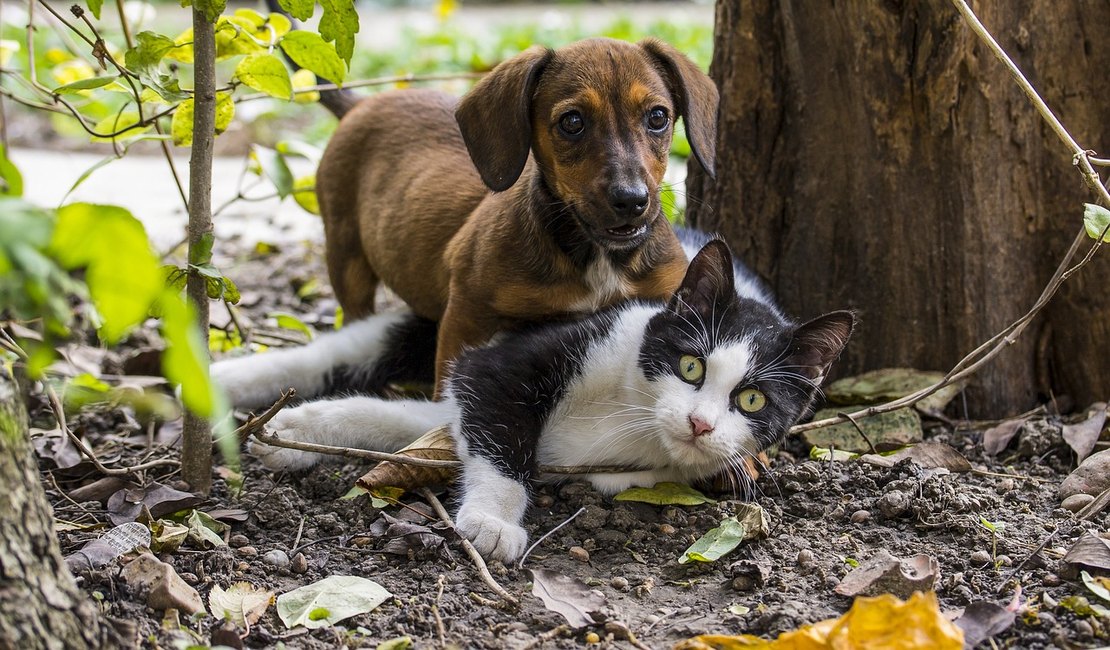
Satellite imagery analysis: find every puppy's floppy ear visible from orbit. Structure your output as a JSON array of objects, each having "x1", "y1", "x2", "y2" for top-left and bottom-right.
[
  {"x1": 455, "y1": 46, "x2": 553, "y2": 192},
  {"x1": 639, "y1": 38, "x2": 719, "y2": 179}
]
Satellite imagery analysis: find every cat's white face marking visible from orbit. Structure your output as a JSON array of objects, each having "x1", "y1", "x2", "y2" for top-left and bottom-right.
[{"x1": 653, "y1": 338, "x2": 762, "y2": 467}]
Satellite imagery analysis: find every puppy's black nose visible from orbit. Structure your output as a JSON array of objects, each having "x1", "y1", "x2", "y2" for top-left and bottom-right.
[{"x1": 608, "y1": 183, "x2": 649, "y2": 220}]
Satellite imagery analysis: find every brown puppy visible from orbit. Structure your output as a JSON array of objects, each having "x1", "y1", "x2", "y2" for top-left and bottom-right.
[{"x1": 315, "y1": 38, "x2": 718, "y2": 383}]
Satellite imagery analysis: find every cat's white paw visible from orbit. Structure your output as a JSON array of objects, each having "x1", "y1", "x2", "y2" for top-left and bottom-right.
[
  {"x1": 247, "y1": 407, "x2": 326, "y2": 471},
  {"x1": 456, "y1": 506, "x2": 529, "y2": 563}
]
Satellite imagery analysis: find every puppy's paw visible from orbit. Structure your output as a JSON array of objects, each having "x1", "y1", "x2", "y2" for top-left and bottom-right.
[
  {"x1": 247, "y1": 407, "x2": 326, "y2": 471},
  {"x1": 456, "y1": 506, "x2": 529, "y2": 563}
]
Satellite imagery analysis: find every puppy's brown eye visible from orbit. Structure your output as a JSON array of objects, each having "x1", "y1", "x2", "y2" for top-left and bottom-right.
[
  {"x1": 646, "y1": 107, "x2": 669, "y2": 132},
  {"x1": 558, "y1": 111, "x2": 584, "y2": 136}
]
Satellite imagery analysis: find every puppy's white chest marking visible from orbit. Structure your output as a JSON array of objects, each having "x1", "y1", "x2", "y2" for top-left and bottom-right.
[{"x1": 571, "y1": 256, "x2": 632, "y2": 312}]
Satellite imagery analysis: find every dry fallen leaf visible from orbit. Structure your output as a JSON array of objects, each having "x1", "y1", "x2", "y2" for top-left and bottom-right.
[
  {"x1": 982, "y1": 417, "x2": 1027, "y2": 456},
  {"x1": 1062, "y1": 404, "x2": 1106, "y2": 464},
  {"x1": 368, "y1": 511, "x2": 453, "y2": 560},
  {"x1": 676, "y1": 591, "x2": 962, "y2": 650},
  {"x1": 209, "y1": 582, "x2": 275, "y2": 629},
  {"x1": 1061, "y1": 530, "x2": 1110, "y2": 574},
  {"x1": 64, "y1": 521, "x2": 151, "y2": 571},
  {"x1": 834, "y1": 549, "x2": 940, "y2": 599},
  {"x1": 528, "y1": 568, "x2": 607, "y2": 629},
  {"x1": 954, "y1": 601, "x2": 1015, "y2": 649},
  {"x1": 858, "y1": 442, "x2": 971, "y2": 472},
  {"x1": 356, "y1": 425, "x2": 458, "y2": 492},
  {"x1": 106, "y1": 481, "x2": 203, "y2": 526}
]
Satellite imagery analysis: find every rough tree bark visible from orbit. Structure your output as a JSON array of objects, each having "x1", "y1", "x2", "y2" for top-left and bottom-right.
[
  {"x1": 0, "y1": 371, "x2": 118, "y2": 649},
  {"x1": 181, "y1": 6, "x2": 217, "y2": 493},
  {"x1": 687, "y1": 0, "x2": 1110, "y2": 417}
]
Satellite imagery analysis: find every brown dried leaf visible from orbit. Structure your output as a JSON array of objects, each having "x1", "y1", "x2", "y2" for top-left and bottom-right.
[
  {"x1": 1062, "y1": 531, "x2": 1110, "y2": 573},
  {"x1": 858, "y1": 442, "x2": 972, "y2": 472},
  {"x1": 528, "y1": 569, "x2": 607, "y2": 629},
  {"x1": 1063, "y1": 404, "x2": 1106, "y2": 464},
  {"x1": 208, "y1": 582, "x2": 275, "y2": 628},
  {"x1": 982, "y1": 417, "x2": 1027, "y2": 456},
  {"x1": 834, "y1": 549, "x2": 940, "y2": 599},
  {"x1": 954, "y1": 601, "x2": 1015, "y2": 649},
  {"x1": 356, "y1": 425, "x2": 458, "y2": 492}
]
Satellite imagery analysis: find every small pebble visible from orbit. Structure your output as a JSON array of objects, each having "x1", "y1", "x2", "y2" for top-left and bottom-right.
[
  {"x1": 262, "y1": 549, "x2": 290, "y2": 568},
  {"x1": 235, "y1": 562, "x2": 249, "y2": 572},
  {"x1": 659, "y1": 524, "x2": 676, "y2": 536},
  {"x1": 877, "y1": 490, "x2": 910, "y2": 518},
  {"x1": 569, "y1": 546, "x2": 590, "y2": 563},
  {"x1": 1061, "y1": 493, "x2": 1095, "y2": 513},
  {"x1": 535, "y1": 494, "x2": 554, "y2": 508},
  {"x1": 1042, "y1": 573, "x2": 1061, "y2": 587},
  {"x1": 644, "y1": 614, "x2": 660, "y2": 626},
  {"x1": 731, "y1": 576, "x2": 756, "y2": 591},
  {"x1": 797, "y1": 549, "x2": 815, "y2": 566},
  {"x1": 1075, "y1": 620, "x2": 1094, "y2": 637},
  {"x1": 969, "y1": 550, "x2": 992, "y2": 565},
  {"x1": 996, "y1": 478, "x2": 1016, "y2": 493},
  {"x1": 824, "y1": 576, "x2": 840, "y2": 589},
  {"x1": 291, "y1": 552, "x2": 308, "y2": 574},
  {"x1": 584, "y1": 632, "x2": 600, "y2": 644},
  {"x1": 1038, "y1": 611, "x2": 1057, "y2": 628},
  {"x1": 850, "y1": 510, "x2": 871, "y2": 524},
  {"x1": 228, "y1": 534, "x2": 250, "y2": 548},
  {"x1": 237, "y1": 546, "x2": 258, "y2": 557},
  {"x1": 180, "y1": 572, "x2": 199, "y2": 585},
  {"x1": 610, "y1": 576, "x2": 629, "y2": 591},
  {"x1": 996, "y1": 554, "x2": 1012, "y2": 567},
  {"x1": 676, "y1": 606, "x2": 692, "y2": 616}
]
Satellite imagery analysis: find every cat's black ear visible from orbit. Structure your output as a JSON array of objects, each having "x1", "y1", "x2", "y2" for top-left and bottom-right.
[
  {"x1": 668, "y1": 239, "x2": 736, "y2": 318},
  {"x1": 786, "y1": 311, "x2": 856, "y2": 384}
]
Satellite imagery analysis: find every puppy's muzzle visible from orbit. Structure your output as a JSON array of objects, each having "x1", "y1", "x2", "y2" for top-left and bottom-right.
[{"x1": 602, "y1": 181, "x2": 651, "y2": 242}]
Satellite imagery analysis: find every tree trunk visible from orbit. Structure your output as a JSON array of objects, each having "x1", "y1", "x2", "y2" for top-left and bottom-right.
[
  {"x1": 688, "y1": 0, "x2": 1110, "y2": 417},
  {"x1": 0, "y1": 371, "x2": 118, "y2": 649},
  {"x1": 182, "y1": 6, "x2": 217, "y2": 493}
]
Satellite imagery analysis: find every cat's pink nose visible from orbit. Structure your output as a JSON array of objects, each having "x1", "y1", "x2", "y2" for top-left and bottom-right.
[{"x1": 688, "y1": 415, "x2": 714, "y2": 437}]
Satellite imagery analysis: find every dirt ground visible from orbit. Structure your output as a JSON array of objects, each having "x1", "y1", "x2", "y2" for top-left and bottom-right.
[{"x1": 37, "y1": 236, "x2": 1110, "y2": 649}]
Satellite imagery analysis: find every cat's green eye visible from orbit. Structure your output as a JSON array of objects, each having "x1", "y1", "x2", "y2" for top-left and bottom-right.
[
  {"x1": 678, "y1": 354, "x2": 704, "y2": 383},
  {"x1": 736, "y1": 388, "x2": 766, "y2": 413}
]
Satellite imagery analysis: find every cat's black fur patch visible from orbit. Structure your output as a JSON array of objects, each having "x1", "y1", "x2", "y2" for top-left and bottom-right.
[
  {"x1": 450, "y1": 308, "x2": 623, "y2": 483},
  {"x1": 322, "y1": 314, "x2": 438, "y2": 395}
]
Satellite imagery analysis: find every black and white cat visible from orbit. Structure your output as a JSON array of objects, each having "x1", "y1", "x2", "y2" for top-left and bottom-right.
[{"x1": 211, "y1": 232, "x2": 854, "y2": 562}]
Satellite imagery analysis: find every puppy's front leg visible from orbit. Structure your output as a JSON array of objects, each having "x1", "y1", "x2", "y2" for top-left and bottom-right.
[{"x1": 433, "y1": 298, "x2": 499, "y2": 390}]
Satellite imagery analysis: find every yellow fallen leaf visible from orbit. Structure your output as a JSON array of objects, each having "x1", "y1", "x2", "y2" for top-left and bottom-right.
[{"x1": 676, "y1": 592, "x2": 962, "y2": 650}]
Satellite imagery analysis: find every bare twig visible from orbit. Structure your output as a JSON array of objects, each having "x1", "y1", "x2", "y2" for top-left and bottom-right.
[
  {"x1": 517, "y1": 506, "x2": 586, "y2": 570},
  {"x1": 419, "y1": 487, "x2": 519, "y2": 607},
  {"x1": 432, "y1": 574, "x2": 447, "y2": 646},
  {"x1": 252, "y1": 430, "x2": 460, "y2": 468},
  {"x1": 235, "y1": 71, "x2": 485, "y2": 103},
  {"x1": 234, "y1": 389, "x2": 296, "y2": 444}
]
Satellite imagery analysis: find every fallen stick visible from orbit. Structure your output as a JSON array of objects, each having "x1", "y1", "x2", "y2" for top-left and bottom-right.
[{"x1": 419, "y1": 487, "x2": 519, "y2": 608}]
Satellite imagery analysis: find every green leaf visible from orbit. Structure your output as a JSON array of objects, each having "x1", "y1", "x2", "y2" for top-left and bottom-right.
[
  {"x1": 172, "y1": 93, "x2": 234, "y2": 147},
  {"x1": 86, "y1": 0, "x2": 103, "y2": 19},
  {"x1": 236, "y1": 53, "x2": 292, "y2": 100},
  {"x1": 184, "y1": 509, "x2": 229, "y2": 548},
  {"x1": 277, "y1": 0, "x2": 314, "y2": 22},
  {"x1": 809, "y1": 446, "x2": 857, "y2": 462},
  {"x1": 190, "y1": 263, "x2": 241, "y2": 303},
  {"x1": 251, "y1": 145, "x2": 294, "y2": 198},
  {"x1": 49, "y1": 203, "x2": 162, "y2": 344},
  {"x1": 269, "y1": 311, "x2": 314, "y2": 340},
  {"x1": 376, "y1": 637, "x2": 414, "y2": 650},
  {"x1": 318, "y1": 0, "x2": 359, "y2": 64},
  {"x1": 125, "y1": 31, "x2": 177, "y2": 73},
  {"x1": 614, "y1": 482, "x2": 715, "y2": 506},
  {"x1": 293, "y1": 176, "x2": 319, "y2": 215},
  {"x1": 0, "y1": 144, "x2": 24, "y2": 197},
  {"x1": 279, "y1": 31, "x2": 346, "y2": 85},
  {"x1": 276, "y1": 576, "x2": 391, "y2": 629},
  {"x1": 53, "y1": 76, "x2": 116, "y2": 94},
  {"x1": 1082, "y1": 570, "x2": 1110, "y2": 603},
  {"x1": 679, "y1": 516, "x2": 746, "y2": 564},
  {"x1": 159, "y1": 288, "x2": 220, "y2": 419},
  {"x1": 1083, "y1": 203, "x2": 1110, "y2": 242}
]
